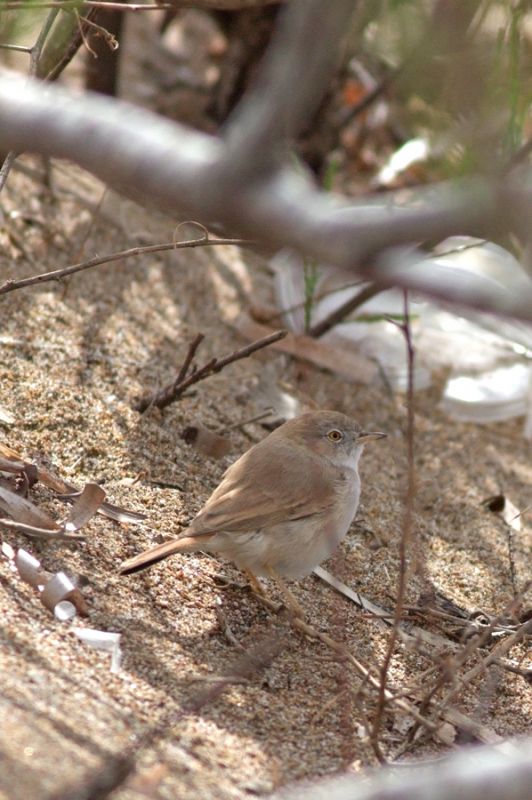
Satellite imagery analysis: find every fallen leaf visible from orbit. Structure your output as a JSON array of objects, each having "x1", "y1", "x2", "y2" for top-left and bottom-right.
[
  {"x1": 11, "y1": 548, "x2": 89, "y2": 616},
  {"x1": 231, "y1": 313, "x2": 377, "y2": 385},
  {"x1": 483, "y1": 494, "x2": 522, "y2": 531},
  {"x1": 63, "y1": 483, "x2": 106, "y2": 532},
  {"x1": 0, "y1": 485, "x2": 61, "y2": 532},
  {"x1": 181, "y1": 424, "x2": 232, "y2": 459}
]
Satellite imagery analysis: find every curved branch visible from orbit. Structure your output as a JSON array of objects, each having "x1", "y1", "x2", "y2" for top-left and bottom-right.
[
  {"x1": 0, "y1": 67, "x2": 531, "y2": 321},
  {"x1": 221, "y1": 0, "x2": 356, "y2": 173}
]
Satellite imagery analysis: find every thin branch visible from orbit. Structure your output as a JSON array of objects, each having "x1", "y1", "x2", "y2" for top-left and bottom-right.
[
  {"x1": 0, "y1": 0, "x2": 281, "y2": 7},
  {"x1": 30, "y1": 8, "x2": 60, "y2": 74},
  {"x1": 0, "y1": 237, "x2": 252, "y2": 296},
  {"x1": 174, "y1": 333, "x2": 204, "y2": 386},
  {"x1": 251, "y1": 590, "x2": 440, "y2": 736},
  {"x1": 308, "y1": 283, "x2": 382, "y2": 338},
  {"x1": 338, "y1": 67, "x2": 400, "y2": 128},
  {"x1": 0, "y1": 43, "x2": 32, "y2": 53},
  {"x1": 371, "y1": 291, "x2": 416, "y2": 751},
  {"x1": 77, "y1": 11, "x2": 120, "y2": 52},
  {"x1": 0, "y1": 152, "x2": 18, "y2": 195},
  {"x1": 136, "y1": 330, "x2": 287, "y2": 412}
]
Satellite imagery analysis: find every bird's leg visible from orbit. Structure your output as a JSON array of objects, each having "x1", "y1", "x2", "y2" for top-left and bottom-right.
[
  {"x1": 266, "y1": 567, "x2": 305, "y2": 619},
  {"x1": 243, "y1": 569, "x2": 267, "y2": 597}
]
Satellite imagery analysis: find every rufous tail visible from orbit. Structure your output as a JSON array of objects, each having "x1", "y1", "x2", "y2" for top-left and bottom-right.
[{"x1": 119, "y1": 534, "x2": 208, "y2": 575}]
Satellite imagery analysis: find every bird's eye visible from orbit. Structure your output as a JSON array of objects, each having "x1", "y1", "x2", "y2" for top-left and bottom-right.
[{"x1": 327, "y1": 429, "x2": 343, "y2": 442}]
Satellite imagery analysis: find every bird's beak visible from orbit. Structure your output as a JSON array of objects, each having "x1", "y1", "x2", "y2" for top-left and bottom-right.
[{"x1": 358, "y1": 431, "x2": 387, "y2": 443}]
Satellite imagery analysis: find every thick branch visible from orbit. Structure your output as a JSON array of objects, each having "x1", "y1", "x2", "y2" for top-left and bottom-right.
[
  {"x1": 221, "y1": 0, "x2": 356, "y2": 173},
  {"x1": 0, "y1": 65, "x2": 531, "y2": 321}
]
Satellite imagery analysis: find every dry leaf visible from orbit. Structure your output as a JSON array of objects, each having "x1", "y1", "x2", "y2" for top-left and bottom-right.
[
  {"x1": 181, "y1": 423, "x2": 232, "y2": 459},
  {"x1": 0, "y1": 485, "x2": 61, "y2": 532},
  {"x1": 231, "y1": 313, "x2": 377, "y2": 385},
  {"x1": 63, "y1": 483, "x2": 106, "y2": 532},
  {"x1": 0, "y1": 442, "x2": 145, "y2": 524},
  {"x1": 483, "y1": 494, "x2": 522, "y2": 531}
]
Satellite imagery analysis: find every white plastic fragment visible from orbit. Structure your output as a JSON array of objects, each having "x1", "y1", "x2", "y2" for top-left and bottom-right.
[
  {"x1": 40, "y1": 572, "x2": 77, "y2": 612},
  {"x1": 54, "y1": 601, "x2": 77, "y2": 621},
  {"x1": 72, "y1": 627, "x2": 123, "y2": 673},
  {"x1": 1, "y1": 541, "x2": 15, "y2": 560},
  {"x1": 14, "y1": 548, "x2": 44, "y2": 586},
  {"x1": 441, "y1": 364, "x2": 532, "y2": 423},
  {"x1": 375, "y1": 137, "x2": 430, "y2": 187},
  {"x1": 272, "y1": 227, "x2": 532, "y2": 429}
]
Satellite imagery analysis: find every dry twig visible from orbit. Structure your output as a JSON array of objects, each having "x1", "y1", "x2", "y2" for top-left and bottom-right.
[
  {"x1": 370, "y1": 291, "x2": 417, "y2": 750},
  {"x1": 135, "y1": 329, "x2": 287, "y2": 412},
  {"x1": 0, "y1": 237, "x2": 251, "y2": 296}
]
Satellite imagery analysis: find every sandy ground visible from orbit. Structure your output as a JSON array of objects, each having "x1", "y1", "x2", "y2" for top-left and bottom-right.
[{"x1": 0, "y1": 161, "x2": 530, "y2": 800}]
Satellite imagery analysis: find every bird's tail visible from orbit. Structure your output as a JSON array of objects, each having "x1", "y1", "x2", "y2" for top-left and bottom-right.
[{"x1": 119, "y1": 533, "x2": 212, "y2": 575}]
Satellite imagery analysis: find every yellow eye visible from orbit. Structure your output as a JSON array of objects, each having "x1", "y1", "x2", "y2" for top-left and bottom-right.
[{"x1": 327, "y1": 429, "x2": 343, "y2": 442}]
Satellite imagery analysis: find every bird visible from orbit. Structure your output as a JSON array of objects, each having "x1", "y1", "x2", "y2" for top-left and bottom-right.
[{"x1": 119, "y1": 410, "x2": 385, "y2": 615}]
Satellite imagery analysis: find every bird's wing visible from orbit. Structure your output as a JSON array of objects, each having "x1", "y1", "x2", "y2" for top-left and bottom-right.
[{"x1": 187, "y1": 437, "x2": 338, "y2": 537}]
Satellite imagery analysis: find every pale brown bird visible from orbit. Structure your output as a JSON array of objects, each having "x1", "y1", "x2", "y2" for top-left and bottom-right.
[{"x1": 120, "y1": 410, "x2": 385, "y2": 614}]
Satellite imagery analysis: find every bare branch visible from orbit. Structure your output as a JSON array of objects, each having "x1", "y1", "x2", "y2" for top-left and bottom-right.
[
  {"x1": 0, "y1": 1, "x2": 175, "y2": 9},
  {"x1": 0, "y1": 0, "x2": 531, "y2": 323},
  {"x1": 221, "y1": 0, "x2": 356, "y2": 174},
  {"x1": 174, "y1": 333, "x2": 205, "y2": 386},
  {"x1": 0, "y1": 71, "x2": 529, "y2": 320},
  {"x1": 0, "y1": 237, "x2": 251, "y2": 296},
  {"x1": 135, "y1": 329, "x2": 287, "y2": 412},
  {"x1": 308, "y1": 284, "x2": 382, "y2": 338},
  {"x1": 371, "y1": 292, "x2": 417, "y2": 750}
]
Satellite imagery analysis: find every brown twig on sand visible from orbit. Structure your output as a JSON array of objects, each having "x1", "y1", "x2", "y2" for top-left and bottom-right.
[
  {"x1": 0, "y1": 238, "x2": 252, "y2": 296},
  {"x1": 174, "y1": 334, "x2": 205, "y2": 386},
  {"x1": 135, "y1": 330, "x2": 287, "y2": 412},
  {"x1": 248, "y1": 589, "x2": 440, "y2": 740}
]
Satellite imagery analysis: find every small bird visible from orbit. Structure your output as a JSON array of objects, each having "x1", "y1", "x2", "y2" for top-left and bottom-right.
[{"x1": 120, "y1": 410, "x2": 385, "y2": 614}]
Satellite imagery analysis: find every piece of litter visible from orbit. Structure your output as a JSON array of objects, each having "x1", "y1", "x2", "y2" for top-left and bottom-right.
[
  {"x1": 441, "y1": 363, "x2": 531, "y2": 423},
  {"x1": 12, "y1": 547, "x2": 89, "y2": 616},
  {"x1": 374, "y1": 137, "x2": 430, "y2": 188},
  {"x1": 483, "y1": 495, "x2": 522, "y2": 532},
  {"x1": 72, "y1": 628, "x2": 123, "y2": 673},
  {"x1": 1, "y1": 541, "x2": 15, "y2": 560},
  {"x1": 0, "y1": 404, "x2": 15, "y2": 425},
  {"x1": 0, "y1": 484, "x2": 61, "y2": 533},
  {"x1": 54, "y1": 601, "x2": 77, "y2": 621},
  {"x1": 15, "y1": 548, "x2": 46, "y2": 586}
]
